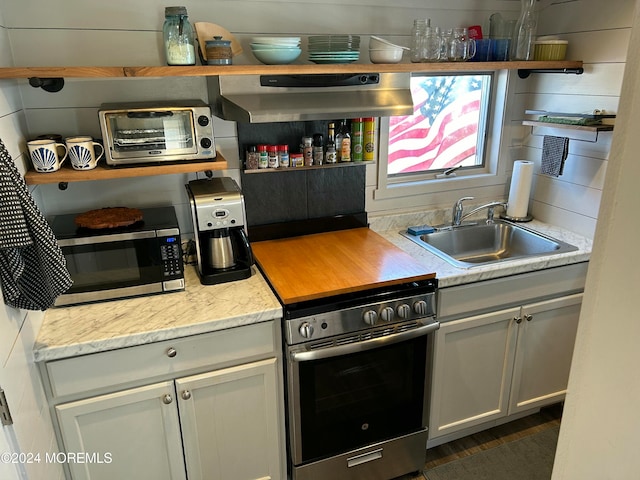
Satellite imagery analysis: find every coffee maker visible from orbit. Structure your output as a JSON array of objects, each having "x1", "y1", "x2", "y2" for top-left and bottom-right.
[{"x1": 186, "y1": 177, "x2": 253, "y2": 285}]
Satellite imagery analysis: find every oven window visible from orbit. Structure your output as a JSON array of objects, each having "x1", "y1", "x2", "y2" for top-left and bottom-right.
[
  {"x1": 63, "y1": 239, "x2": 162, "y2": 293},
  {"x1": 106, "y1": 110, "x2": 196, "y2": 157},
  {"x1": 297, "y1": 336, "x2": 427, "y2": 462}
]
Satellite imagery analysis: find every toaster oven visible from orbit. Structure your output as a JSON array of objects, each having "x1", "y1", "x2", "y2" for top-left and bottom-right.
[{"x1": 98, "y1": 100, "x2": 216, "y2": 165}]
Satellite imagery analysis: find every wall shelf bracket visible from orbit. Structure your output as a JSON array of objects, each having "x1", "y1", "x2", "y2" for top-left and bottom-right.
[
  {"x1": 28, "y1": 77, "x2": 64, "y2": 92},
  {"x1": 517, "y1": 67, "x2": 584, "y2": 79}
]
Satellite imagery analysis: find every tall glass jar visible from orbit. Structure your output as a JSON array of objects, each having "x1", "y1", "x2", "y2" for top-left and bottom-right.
[
  {"x1": 511, "y1": 0, "x2": 537, "y2": 60},
  {"x1": 163, "y1": 6, "x2": 196, "y2": 66}
]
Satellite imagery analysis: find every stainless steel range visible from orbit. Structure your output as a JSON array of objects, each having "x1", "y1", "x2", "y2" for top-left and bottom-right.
[{"x1": 282, "y1": 278, "x2": 438, "y2": 480}]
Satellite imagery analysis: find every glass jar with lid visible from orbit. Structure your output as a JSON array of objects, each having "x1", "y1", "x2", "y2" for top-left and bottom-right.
[{"x1": 163, "y1": 6, "x2": 196, "y2": 66}]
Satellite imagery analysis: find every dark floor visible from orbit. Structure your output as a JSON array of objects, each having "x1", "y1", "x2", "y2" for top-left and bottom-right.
[{"x1": 399, "y1": 403, "x2": 564, "y2": 479}]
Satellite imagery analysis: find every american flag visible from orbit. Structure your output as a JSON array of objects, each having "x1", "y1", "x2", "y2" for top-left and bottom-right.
[{"x1": 388, "y1": 75, "x2": 483, "y2": 174}]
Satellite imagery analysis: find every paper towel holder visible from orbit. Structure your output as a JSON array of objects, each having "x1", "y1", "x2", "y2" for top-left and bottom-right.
[{"x1": 500, "y1": 212, "x2": 533, "y2": 222}]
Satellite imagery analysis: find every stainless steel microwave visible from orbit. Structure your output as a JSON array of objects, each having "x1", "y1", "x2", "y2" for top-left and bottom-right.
[
  {"x1": 98, "y1": 100, "x2": 215, "y2": 166},
  {"x1": 51, "y1": 206, "x2": 185, "y2": 306}
]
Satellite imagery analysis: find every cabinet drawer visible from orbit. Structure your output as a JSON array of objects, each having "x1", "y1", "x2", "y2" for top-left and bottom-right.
[
  {"x1": 46, "y1": 321, "x2": 278, "y2": 399},
  {"x1": 438, "y1": 262, "x2": 588, "y2": 320}
]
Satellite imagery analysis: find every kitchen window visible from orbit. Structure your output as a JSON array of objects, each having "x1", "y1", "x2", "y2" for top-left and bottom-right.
[{"x1": 373, "y1": 69, "x2": 511, "y2": 207}]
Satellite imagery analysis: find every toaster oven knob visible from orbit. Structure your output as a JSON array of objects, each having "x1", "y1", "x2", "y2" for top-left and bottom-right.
[
  {"x1": 200, "y1": 138, "x2": 212, "y2": 149},
  {"x1": 197, "y1": 115, "x2": 210, "y2": 127},
  {"x1": 299, "y1": 322, "x2": 314, "y2": 339},
  {"x1": 397, "y1": 303, "x2": 411, "y2": 319},
  {"x1": 380, "y1": 306, "x2": 395, "y2": 322},
  {"x1": 363, "y1": 309, "x2": 378, "y2": 326}
]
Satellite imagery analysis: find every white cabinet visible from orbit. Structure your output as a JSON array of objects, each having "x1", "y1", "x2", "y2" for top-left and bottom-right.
[
  {"x1": 56, "y1": 381, "x2": 186, "y2": 480},
  {"x1": 428, "y1": 264, "x2": 587, "y2": 446},
  {"x1": 42, "y1": 321, "x2": 286, "y2": 480},
  {"x1": 429, "y1": 294, "x2": 582, "y2": 442},
  {"x1": 508, "y1": 295, "x2": 582, "y2": 414}
]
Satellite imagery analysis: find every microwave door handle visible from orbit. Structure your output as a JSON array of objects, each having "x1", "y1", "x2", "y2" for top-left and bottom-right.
[
  {"x1": 290, "y1": 320, "x2": 439, "y2": 363},
  {"x1": 127, "y1": 111, "x2": 174, "y2": 118}
]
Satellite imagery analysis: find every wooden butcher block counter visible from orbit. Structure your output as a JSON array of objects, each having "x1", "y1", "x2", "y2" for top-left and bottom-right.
[{"x1": 251, "y1": 227, "x2": 437, "y2": 304}]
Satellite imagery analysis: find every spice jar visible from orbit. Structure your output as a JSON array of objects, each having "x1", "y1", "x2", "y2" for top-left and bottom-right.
[
  {"x1": 163, "y1": 6, "x2": 196, "y2": 66},
  {"x1": 206, "y1": 36, "x2": 233, "y2": 65}
]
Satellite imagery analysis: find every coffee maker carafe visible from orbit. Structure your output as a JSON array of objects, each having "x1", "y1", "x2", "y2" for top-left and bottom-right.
[{"x1": 186, "y1": 177, "x2": 253, "y2": 285}]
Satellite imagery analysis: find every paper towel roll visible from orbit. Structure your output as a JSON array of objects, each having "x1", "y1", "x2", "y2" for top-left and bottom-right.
[{"x1": 506, "y1": 160, "x2": 534, "y2": 219}]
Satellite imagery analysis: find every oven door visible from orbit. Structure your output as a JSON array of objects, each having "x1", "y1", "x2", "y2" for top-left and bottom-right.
[
  {"x1": 286, "y1": 320, "x2": 437, "y2": 466},
  {"x1": 102, "y1": 108, "x2": 198, "y2": 162},
  {"x1": 56, "y1": 232, "x2": 167, "y2": 305}
]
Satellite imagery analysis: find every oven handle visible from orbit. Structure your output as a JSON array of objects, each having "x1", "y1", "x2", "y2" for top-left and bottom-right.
[{"x1": 289, "y1": 319, "x2": 439, "y2": 362}]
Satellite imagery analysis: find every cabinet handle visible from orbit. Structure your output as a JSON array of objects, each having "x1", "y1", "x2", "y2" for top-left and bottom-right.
[
  {"x1": 166, "y1": 347, "x2": 177, "y2": 358},
  {"x1": 514, "y1": 316, "x2": 523, "y2": 324},
  {"x1": 181, "y1": 390, "x2": 192, "y2": 400},
  {"x1": 524, "y1": 314, "x2": 533, "y2": 322},
  {"x1": 162, "y1": 394, "x2": 173, "y2": 405}
]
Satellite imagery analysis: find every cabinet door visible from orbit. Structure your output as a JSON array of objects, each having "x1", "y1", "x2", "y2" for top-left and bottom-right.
[
  {"x1": 429, "y1": 307, "x2": 520, "y2": 440},
  {"x1": 508, "y1": 294, "x2": 582, "y2": 414},
  {"x1": 56, "y1": 381, "x2": 186, "y2": 480},
  {"x1": 176, "y1": 358, "x2": 283, "y2": 480}
]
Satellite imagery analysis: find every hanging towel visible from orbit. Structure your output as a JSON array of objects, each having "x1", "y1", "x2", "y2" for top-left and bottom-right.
[
  {"x1": 0, "y1": 138, "x2": 72, "y2": 310},
  {"x1": 540, "y1": 135, "x2": 570, "y2": 177}
]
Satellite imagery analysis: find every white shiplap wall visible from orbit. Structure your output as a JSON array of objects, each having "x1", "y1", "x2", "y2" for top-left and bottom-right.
[
  {"x1": 510, "y1": 0, "x2": 634, "y2": 238},
  {"x1": 0, "y1": 11, "x2": 65, "y2": 480}
]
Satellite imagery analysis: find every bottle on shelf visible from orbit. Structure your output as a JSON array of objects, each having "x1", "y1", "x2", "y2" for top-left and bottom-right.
[
  {"x1": 312, "y1": 134, "x2": 324, "y2": 165},
  {"x1": 325, "y1": 123, "x2": 337, "y2": 164},
  {"x1": 257, "y1": 144, "x2": 268, "y2": 169},
  {"x1": 336, "y1": 119, "x2": 351, "y2": 162},
  {"x1": 363, "y1": 117, "x2": 376, "y2": 161},
  {"x1": 278, "y1": 145, "x2": 290, "y2": 168},
  {"x1": 351, "y1": 118, "x2": 364, "y2": 162}
]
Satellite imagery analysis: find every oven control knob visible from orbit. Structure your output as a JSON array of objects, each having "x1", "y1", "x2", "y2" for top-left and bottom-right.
[
  {"x1": 397, "y1": 303, "x2": 411, "y2": 319},
  {"x1": 380, "y1": 306, "x2": 395, "y2": 322},
  {"x1": 363, "y1": 310, "x2": 378, "y2": 326},
  {"x1": 413, "y1": 300, "x2": 431, "y2": 316},
  {"x1": 197, "y1": 115, "x2": 210, "y2": 127},
  {"x1": 299, "y1": 322, "x2": 314, "y2": 339},
  {"x1": 200, "y1": 137, "x2": 212, "y2": 149}
]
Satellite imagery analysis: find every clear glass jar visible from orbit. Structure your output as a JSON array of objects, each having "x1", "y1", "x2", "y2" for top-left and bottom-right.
[
  {"x1": 511, "y1": 0, "x2": 537, "y2": 60},
  {"x1": 163, "y1": 6, "x2": 196, "y2": 66}
]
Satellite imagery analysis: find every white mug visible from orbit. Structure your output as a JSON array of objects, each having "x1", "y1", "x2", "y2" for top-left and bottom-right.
[
  {"x1": 27, "y1": 139, "x2": 68, "y2": 172},
  {"x1": 65, "y1": 136, "x2": 105, "y2": 170}
]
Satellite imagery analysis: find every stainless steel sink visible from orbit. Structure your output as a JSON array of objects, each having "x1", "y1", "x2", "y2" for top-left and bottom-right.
[{"x1": 401, "y1": 220, "x2": 578, "y2": 268}]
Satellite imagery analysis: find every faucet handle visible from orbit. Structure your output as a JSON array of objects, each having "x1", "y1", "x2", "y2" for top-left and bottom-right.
[
  {"x1": 452, "y1": 196, "x2": 475, "y2": 225},
  {"x1": 456, "y1": 196, "x2": 474, "y2": 206}
]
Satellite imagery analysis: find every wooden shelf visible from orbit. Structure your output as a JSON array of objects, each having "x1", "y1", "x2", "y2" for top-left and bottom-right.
[
  {"x1": 0, "y1": 61, "x2": 584, "y2": 79},
  {"x1": 24, "y1": 155, "x2": 227, "y2": 185}
]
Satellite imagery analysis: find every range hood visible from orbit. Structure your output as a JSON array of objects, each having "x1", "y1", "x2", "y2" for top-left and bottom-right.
[{"x1": 207, "y1": 72, "x2": 414, "y2": 123}]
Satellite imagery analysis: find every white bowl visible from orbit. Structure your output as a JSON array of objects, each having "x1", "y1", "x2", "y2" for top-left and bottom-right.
[
  {"x1": 369, "y1": 48, "x2": 403, "y2": 64},
  {"x1": 369, "y1": 35, "x2": 408, "y2": 51},
  {"x1": 251, "y1": 47, "x2": 302, "y2": 65}
]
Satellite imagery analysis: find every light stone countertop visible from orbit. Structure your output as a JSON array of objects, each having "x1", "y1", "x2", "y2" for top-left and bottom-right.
[
  {"x1": 34, "y1": 212, "x2": 593, "y2": 363},
  {"x1": 34, "y1": 265, "x2": 282, "y2": 362}
]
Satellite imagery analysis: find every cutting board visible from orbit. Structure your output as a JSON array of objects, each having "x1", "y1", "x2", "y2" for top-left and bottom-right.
[{"x1": 251, "y1": 228, "x2": 436, "y2": 304}]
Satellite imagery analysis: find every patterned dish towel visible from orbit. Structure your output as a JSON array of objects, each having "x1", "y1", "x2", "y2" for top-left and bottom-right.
[
  {"x1": 540, "y1": 135, "x2": 570, "y2": 177},
  {"x1": 0, "y1": 138, "x2": 72, "y2": 310}
]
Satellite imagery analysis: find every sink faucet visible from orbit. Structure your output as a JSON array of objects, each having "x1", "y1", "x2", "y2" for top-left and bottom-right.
[{"x1": 452, "y1": 196, "x2": 507, "y2": 226}]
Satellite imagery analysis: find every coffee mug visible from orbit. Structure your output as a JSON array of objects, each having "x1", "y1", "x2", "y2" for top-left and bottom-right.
[
  {"x1": 65, "y1": 136, "x2": 104, "y2": 170},
  {"x1": 27, "y1": 139, "x2": 68, "y2": 172}
]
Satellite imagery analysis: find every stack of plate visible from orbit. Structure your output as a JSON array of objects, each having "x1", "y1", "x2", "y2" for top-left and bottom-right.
[
  {"x1": 308, "y1": 35, "x2": 360, "y2": 64},
  {"x1": 250, "y1": 37, "x2": 302, "y2": 65}
]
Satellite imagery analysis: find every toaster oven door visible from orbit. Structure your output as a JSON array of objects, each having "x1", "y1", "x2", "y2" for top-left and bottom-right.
[{"x1": 102, "y1": 108, "x2": 199, "y2": 163}]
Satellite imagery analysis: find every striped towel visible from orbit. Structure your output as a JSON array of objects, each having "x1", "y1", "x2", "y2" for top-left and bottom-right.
[
  {"x1": 0, "y1": 138, "x2": 72, "y2": 310},
  {"x1": 540, "y1": 135, "x2": 569, "y2": 177}
]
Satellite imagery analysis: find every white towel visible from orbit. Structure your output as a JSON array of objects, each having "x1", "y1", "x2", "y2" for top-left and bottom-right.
[
  {"x1": 540, "y1": 135, "x2": 569, "y2": 177},
  {"x1": 0, "y1": 138, "x2": 72, "y2": 310}
]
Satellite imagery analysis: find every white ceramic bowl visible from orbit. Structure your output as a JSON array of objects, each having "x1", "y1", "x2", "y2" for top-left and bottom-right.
[
  {"x1": 251, "y1": 47, "x2": 302, "y2": 65},
  {"x1": 369, "y1": 35, "x2": 407, "y2": 51},
  {"x1": 369, "y1": 48, "x2": 403, "y2": 64}
]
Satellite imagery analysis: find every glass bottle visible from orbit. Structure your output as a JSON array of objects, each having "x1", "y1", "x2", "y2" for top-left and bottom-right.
[
  {"x1": 312, "y1": 134, "x2": 324, "y2": 165},
  {"x1": 511, "y1": 0, "x2": 537, "y2": 60},
  {"x1": 163, "y1": 6, "x2": 196, "y2": 66},
  {"x1": 325, "y1": 123, "x2": 337, "y2": 164},
  {"x1": 278, "y1": 145, "x2": 289, "y2": 168},
  {"x1": 336, "y1": 119, "x2": 351, "y2": 162},
  {"x1": 410, "y1": 19, "x2": 428, "y2": 63}
]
